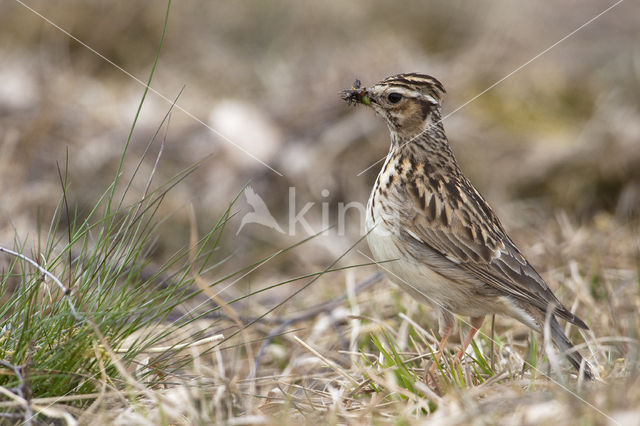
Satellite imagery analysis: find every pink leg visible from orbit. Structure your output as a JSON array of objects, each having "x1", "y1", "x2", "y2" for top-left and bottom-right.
[
  {"x1": 428, "y1": 324, "x2": 452, "y2": 375},
  {"x1": 455, "y1": 316, "x2": 485, "y2": 362}
]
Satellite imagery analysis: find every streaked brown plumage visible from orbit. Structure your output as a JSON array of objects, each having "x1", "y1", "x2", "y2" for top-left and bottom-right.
[{"x1": 342, "y1": 73, "x2": 593, "y2": 379}]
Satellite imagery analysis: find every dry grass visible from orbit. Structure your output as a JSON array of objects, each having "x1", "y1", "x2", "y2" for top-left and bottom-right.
[
  {"x1": 1, "y1": 1, "x2": 640, "y2": 424},
  {"x1": 61, "y1": 211, "x2": 640, "y2": 425},
  {"x1": 34, "y1": 215, "x2": 638, "y2": 425}
]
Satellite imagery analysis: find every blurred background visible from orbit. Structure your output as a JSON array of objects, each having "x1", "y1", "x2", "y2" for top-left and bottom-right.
[{"x1": 1, "y1": 0, "x2": 638, "y2": 311}]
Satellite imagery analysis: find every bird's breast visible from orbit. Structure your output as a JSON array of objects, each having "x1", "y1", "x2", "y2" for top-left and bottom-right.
[{"x1": 366, "y1": 154, "x2": 402, "y2": 230}]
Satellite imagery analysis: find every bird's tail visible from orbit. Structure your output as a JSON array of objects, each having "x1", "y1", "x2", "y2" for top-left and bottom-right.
[{"x1": 550, "y1": 315, "x2": 594, "y2": 380}]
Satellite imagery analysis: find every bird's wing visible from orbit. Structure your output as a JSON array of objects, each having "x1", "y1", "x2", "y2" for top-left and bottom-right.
[{"x1": 399, "y1": 174, "x2": 587, "y2": 328}]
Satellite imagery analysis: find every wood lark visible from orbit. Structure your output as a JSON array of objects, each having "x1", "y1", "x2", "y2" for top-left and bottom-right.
[{"x1": 341, "y1": 73, "x2": 593, "y2": 380}]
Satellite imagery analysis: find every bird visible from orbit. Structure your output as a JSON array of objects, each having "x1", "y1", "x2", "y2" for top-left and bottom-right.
[
  {"x1": 236, "y1": 186, "x2": 284, "y2": 235},
  {"x1": 341, "y1": 73, "x2": 593, "y2": 380}
]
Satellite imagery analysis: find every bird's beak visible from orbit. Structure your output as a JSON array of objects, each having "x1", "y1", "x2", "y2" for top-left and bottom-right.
[{"x1": 341, "y1": 81, "x2": 372, "y2": 106}]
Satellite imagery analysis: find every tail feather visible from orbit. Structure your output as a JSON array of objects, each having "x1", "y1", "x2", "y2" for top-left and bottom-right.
[
  {"x1": 550, "y1": 315, "x2": 594, "y2": 380},
  {"x1": 554, "y1": 306, "x2": 589, "y2": 330}
]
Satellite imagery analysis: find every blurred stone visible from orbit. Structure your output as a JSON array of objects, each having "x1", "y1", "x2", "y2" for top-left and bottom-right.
[
  {"x1": 208, "y1": 99, "x2": 283, "y2": 169},
  {"x1": 0, "y1": 54, "x2": 38, "y2": 110}
]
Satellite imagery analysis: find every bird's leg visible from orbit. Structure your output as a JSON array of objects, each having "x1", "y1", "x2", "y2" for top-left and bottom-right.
[
  {"x1": 428, "y1": 324, "x2": 452, "y2": 376},
  {"x1": 428, "y1": 310, "x2": 455, "y2": 375},
  {"x1": 455, "y1": 316, "x2": 485, "y2": 363}
]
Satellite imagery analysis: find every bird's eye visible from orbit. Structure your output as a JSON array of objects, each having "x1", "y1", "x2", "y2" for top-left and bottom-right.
[{"x1": 387, "y1": 92, "x2": 403, "y2": 103}]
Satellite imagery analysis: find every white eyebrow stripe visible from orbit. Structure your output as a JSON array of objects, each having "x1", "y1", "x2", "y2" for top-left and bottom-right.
[
  {"x1": 373, "y1": 86, "x2": 420, "y2": 97},
  {"x1": 374, "y1": 86, "x2": 439, "y2": 104},
  {"x1": 424, "y1": 95, "x2": 438, "y2": 105},
  {"x1": 393, "y1": 88, "x2": 422, "y2": 98}
]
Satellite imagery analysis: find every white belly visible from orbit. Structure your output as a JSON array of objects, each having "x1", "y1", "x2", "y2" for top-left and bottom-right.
[{"x1": 366, "y1": 189, "x2": 489, "y2": 317}]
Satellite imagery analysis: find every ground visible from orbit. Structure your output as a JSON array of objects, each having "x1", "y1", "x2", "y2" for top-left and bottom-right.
[{"x1": 0, "y1": 1, "x2": 639, "y2": 424}]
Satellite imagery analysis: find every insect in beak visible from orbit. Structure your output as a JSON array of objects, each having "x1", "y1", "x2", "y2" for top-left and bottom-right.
[{"x1": 341, "y1": 79, "x2": 371, "y2": 106}]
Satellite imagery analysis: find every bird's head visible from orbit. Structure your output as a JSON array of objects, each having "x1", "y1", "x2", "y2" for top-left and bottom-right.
[{"x1": 341, "y1": 73, "x2": 446, "y2": 144}]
